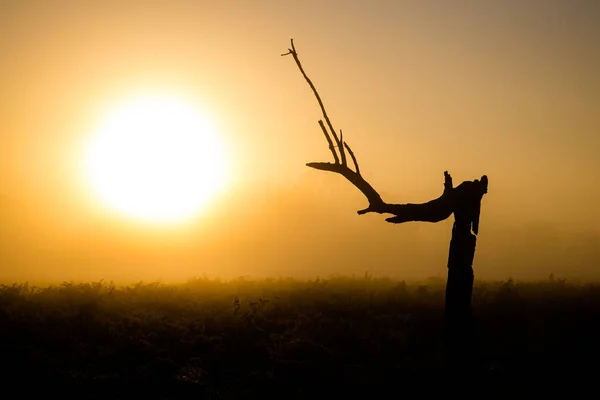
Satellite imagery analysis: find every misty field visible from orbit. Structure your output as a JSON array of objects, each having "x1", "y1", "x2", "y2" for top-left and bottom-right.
[{"x1": 1, "y1": 275, "x2": 598, "y2": 397}]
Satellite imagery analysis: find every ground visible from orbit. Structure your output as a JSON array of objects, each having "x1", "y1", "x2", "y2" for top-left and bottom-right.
[{"x1": 1, "y1": 275, "x2": 598, "y2": 397}]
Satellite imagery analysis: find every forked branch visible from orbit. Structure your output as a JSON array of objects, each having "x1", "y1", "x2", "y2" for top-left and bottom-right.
[
  {"x1": 281, "y1": 39, "x2": 343, "y2": 164},
  {"x1": 282, "y1": 39, "x2": 488, "y2": 229}
]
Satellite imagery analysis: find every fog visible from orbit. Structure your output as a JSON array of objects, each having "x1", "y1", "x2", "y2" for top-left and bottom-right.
[
  {"x1": 2, "y1": 171, "x2": 599, "y2": 284},
  {"x1": 2, "y1": 1, "x2": 599, "y2": 284}
]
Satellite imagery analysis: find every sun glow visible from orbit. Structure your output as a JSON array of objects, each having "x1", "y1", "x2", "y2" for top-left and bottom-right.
[{"x1": 82, "y1": 94, "x2": 229, "y2": 224}]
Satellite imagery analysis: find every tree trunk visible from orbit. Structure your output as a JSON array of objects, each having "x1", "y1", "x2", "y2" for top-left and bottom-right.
[{"x1": 444, "y1": 220, "x2": 477, "y2": 370}]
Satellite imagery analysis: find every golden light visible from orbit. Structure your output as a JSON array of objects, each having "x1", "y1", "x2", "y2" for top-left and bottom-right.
[{"x1": 82, "y1": 94, "x2": 229, "y2": 224}]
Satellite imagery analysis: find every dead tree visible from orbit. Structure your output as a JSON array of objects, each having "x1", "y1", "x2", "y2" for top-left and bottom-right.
[{"x1": 282, "y1": 39, "x2": 488, "y2": 370}]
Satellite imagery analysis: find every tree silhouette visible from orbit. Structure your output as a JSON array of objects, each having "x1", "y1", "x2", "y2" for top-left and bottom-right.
[{"x1": 282, "y1": 39, "x2": 488, "y2": 370}]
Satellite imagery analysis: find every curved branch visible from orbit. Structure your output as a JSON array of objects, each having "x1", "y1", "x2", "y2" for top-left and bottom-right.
[
  {"x1": 308, "y1": 162, "x2": 455, "y2": 222},
  {"x1": 283, "y1": 39, "x2": 488, "y2": 227},
  {"x1": 306, "y1": 162, "x2": 384, "y2": 210}
]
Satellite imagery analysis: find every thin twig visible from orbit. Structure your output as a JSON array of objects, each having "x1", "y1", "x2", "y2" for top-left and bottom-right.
[
  {"x1": 318, "y1": 120, "x2": 339, "y2": 164},
  {"x1": 339, "y1": 129, "x2": 347, "y2": 166},
  {"x1": 343, "y1": 141, "x2": 360, "y2": 175},
  {"x1": 282, "y1": 39, "x2": 343, "y2": 164}
]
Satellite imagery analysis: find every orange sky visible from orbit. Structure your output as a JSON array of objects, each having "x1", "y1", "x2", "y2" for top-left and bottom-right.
[{"x1": 1, "y1": 1, "x2": 600, "y2": 283}]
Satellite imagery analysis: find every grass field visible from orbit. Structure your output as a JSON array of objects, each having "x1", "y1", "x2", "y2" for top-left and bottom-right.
[{"x1": 1, "y1": 275, "x2": 598, "y2": 397}]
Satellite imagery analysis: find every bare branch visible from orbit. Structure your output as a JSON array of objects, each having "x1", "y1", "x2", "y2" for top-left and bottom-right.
[
  {"x1": 306, "y1": 162, "x2": 384, "y2": 211},
  {"x1": 318, "y1": 120, "x2": 339, "y2": 164},
  {"x1": 306, "y1": 163, "x2": 456, "y2": 223},
  {"x1": 383, "y1": 192, "x2": 454, "y2": 224},
  {"x1": 284, "y1": 38, "x2": 487, "y2": 225},
  {"x1": 281, "y1": 39, "x2": 342, "y2": 163},
  {"x1": 343, "y1": 141, "x2": 360, "y2": 176},
  {"x1": 339, "y1": 130, "x2": 347, "y2": 166}
]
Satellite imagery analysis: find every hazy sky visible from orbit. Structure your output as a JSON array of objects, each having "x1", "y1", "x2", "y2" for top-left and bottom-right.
[{"x1": 1, "y1": 0, "x2": 599, "y2": 283}]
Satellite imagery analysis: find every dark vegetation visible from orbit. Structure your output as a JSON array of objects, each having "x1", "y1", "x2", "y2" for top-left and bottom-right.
[{"x1": 1, "y1": 275, "x2": 598, "y2": 397}]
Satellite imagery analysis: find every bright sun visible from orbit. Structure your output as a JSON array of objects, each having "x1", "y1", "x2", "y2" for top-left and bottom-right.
[{"x1": 83, "y1": 94, "x2": 229, "y2": 224}]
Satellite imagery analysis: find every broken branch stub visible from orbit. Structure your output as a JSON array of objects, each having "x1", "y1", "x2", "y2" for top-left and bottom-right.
[{"x1": 282, "y1": 39, "x2": 487, "y2": 228}]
